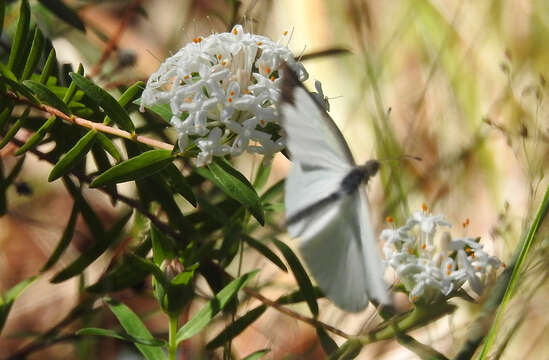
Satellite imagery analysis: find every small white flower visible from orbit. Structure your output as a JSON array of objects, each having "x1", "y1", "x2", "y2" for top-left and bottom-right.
[
  {"x1": 195, "y1": 127, "x2": 230, "y2": 167},
  {"x1": 382, "y1": 208, "x2": 502, "y2": 303},
  {"x1": 141, "y1": 25, "x2": 309, "y2": 166}
]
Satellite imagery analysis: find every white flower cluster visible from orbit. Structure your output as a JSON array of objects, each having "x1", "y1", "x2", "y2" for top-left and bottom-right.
[
  {"x1": 382, "y1": 207, "x2": 502, "y2": 304},
  {"x1": 141, "y1": 25, "x2": 309, "y2": 166}
]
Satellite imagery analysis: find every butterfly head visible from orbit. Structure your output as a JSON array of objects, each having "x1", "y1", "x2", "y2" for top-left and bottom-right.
[{"x1": 362, "y1": 159, "x2": 380, "y2": 179}]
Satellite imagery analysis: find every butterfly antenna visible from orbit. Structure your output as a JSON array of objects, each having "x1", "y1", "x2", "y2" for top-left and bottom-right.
[{"x1": 378, "y1": 154, "x2": 422, "y2": 163}]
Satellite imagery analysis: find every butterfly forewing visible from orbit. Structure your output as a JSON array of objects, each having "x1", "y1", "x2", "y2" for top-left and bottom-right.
[
  {"x1": 280, "y1": 66, "x2": 355, "y2": 169},
  {"x1": 280, "y1": 65, "x2": 390, "y2": 312}
]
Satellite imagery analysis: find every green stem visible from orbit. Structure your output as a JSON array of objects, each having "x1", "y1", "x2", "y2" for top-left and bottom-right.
[{"x1": 168, "y1": 316, "x2": 178, "y2": 360}]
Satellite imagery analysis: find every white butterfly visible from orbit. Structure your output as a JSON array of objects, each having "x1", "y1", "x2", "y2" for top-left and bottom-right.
[{"x1": 279, "y1": 65, "x2": 391, "y2": 312}]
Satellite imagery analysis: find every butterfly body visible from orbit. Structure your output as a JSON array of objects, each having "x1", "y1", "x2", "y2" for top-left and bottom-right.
[{"x1": 280, "y1": 65, "x2": 390, "y2": 312}]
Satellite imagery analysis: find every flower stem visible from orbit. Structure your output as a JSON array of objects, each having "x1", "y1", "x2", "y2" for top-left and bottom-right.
[{"x1": 168, "y1": 316, "x2": 178, "y2": 360}]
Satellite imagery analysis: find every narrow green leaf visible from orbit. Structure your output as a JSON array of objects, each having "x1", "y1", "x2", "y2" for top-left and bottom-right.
[
  {"x1": 242, "y1": 235, "x2": 287, "y2": 272},
  {"x1": 316, "y1": 328, "x2": 339, "y2": 356},
  {"x1": 135, "y1": 100, "x2": 172, "y2": 123},
  {"x1": 198, "y1": 159, "x2": 264, "y2": 225},
  {"x1": 0, "y1": 62, "x2": 17, "y2": 82},
  {"x1": 91, "y1": 143, "x2": 118, "y2": 205},
  {"x1": 21, "y1": 27, "x2": 45, "y2": 80},
  {"x1": 63, "y1": 64, "x2": 83, "y2": 102},
  {"x1": 479, "y1": 183, "x2": 549, "y2": 359},
  {"x1": 77, "y1": 328, "x2": 166, "y2": 346},
  {"x1": 39, "y1": 49, "x2": 57, "y2": 84},
  {"x1": 0, "y1": 114, "x2": 24, "y2": 149},
  {"x1": 147, "y1": 176, "x2": 194, "y2": 234},
  {"x1": 86, "y1": 252, "x2": 151, "y2": 294},
  {"x1": 48, "y1": 130, "x2": 97, "y2": 182},
  {"x1": 7, "y1": 0, "x2": 30, "y2": 74},
  {"x1": 276, "y1": 286, "x2": 324, "y2": 305},
  {"x1": 206, "y1": 305, "x2": 267, "y2": 349},
  {"x1": 0, "y1": 275, "x2": 38, "y2": 335},
  {"x1": 0, "y1": 102, "x2": 14, "y2": 130},
  {"x1": 95, "y1": 133, "x2": 121, "y2": 161},
  {"x1": 104, "y1": 81, "x2": 144, "y2": 125},
  {"x1": 70, "y1": 73, "x2": 135, "y2": 132},
  {"x1": 260, "y1": 179, "x2": 284, "y2": 203},
  {"x1": 272, "y1": 239, "x2": 318, "y2": 316},
  {"x1": 396, "y1": 333, "x2": 449, "y2": 360},
  {"x1": 242, "y1": 349, "x2": 271, "y2": 360},
  {"x1": 151, "y1": 224, "x2": 175, "y2": 265},
  {"x1": 23, "y1": 80, "x2": 72, "y2": 115},
  {"x1": 105, "y1": 298, "x2": 168, "y2": 360},
  {"x1": 175, "y1": 270, "x2": 258, "y2": 344},
  {"x1": 41, "y1": 202, "x2": 79, "y2": 272},
  {"x1": 4, "y1": 156, "x2": 25, "y2": 190},
  {"x1": 37, "y1": 0, "x2": 86, "y2": 32},
  {"x1": 90, "y1": 150, "x2": 174, "y2": 188},
  {"x1": 0, "y1": 76, "x2": 40, "y2": 104},
  {"x1": 15, "y1": 115, "x2": 56, "y2": 155},
  {"x1": 50, "y1": 209, "x2": 131, "y2": 283},
  {"x1": 126, "y1": 253, "x2": 168, "y2": 287},
  {"x1": 253, "y1": 159, "x2": 271, "y2": 191},
  {"x1": 161, "y1": 164, "x2": 197, "y2": 207}
]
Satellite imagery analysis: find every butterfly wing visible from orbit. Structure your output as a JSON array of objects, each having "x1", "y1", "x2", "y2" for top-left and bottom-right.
[
  {"x1": 280, "y1": 65, "x2": 390, "y2": 311},
  {"x1": 280, "y1": 65, "x2": 355, "y2": 170}
]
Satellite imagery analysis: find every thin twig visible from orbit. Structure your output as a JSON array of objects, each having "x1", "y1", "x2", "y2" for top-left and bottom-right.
[{"x1": 4, "y1": 91, "x2": 174, "y2": 151}]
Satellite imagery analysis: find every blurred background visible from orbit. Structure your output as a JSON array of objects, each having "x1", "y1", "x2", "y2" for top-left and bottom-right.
[{"x1": 2, "y1": 0, "x2": 549, "y2": 359}]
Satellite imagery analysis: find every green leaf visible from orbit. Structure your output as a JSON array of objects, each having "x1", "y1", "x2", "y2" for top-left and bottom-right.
[
  {"x1": 39, "y1": 48, "x2": 57, "y2": 84},
  {"x1": 316, "y1": 328, "x2": 339, "y2": 356},
  {"x1": 7, "y1": 0, "x2": 30, "y2": 75},
  {"x1": 197, "y1": 159, "x2": 264, "y2": 225},
  {"x1": 90, "y1": 150, "x2": 174, "y2": 187},
  {"x1": 0, "y1": 1, "x2": 5, "y2": 36},
  {"x1": 161, "y1": 164, "x2": 197, "y2": 207},
  {"x1": 95, "y1": 132, "x2": 122, "y2": 162},
  {"x1": 41, "y1": 202, "x2": 79, "y2": 272},
  {"x1": 77, "y1": 328, "x2": 166, "y2": 347},
  {"x1": 0, "y1": 276, "x2": 38, "y2": 335},
  {"x1": 37, "y1": 0, "x2": 86, "y2": 32},
  {"x1": 260, "y1": 179, "x2": 284, "y2": 203},
  {"x1": 4, "y1": 155, "x2": 26, "y2": 187},
  {"x1": 276, "y1": 286, "x2": 324, "y2": 305},
  {"x1": 253, "y1": 159, "x2": 271, "y2": 191},
  {"x1": 63, "y1": 176, "x2": 105, "y2": 238},
  {"x1": 272, "y1": 239, "x2": 318, "y2": 316},
  {"x1": 21, "y1": 27, "x2": 45, "y2": 80},
  {"x1": 242, "y1": 235, "x2": 287, "y2": 272},
  {"x1": 15, "y1": 115, "x2": 56, "y2": 155},
  {"x1": 0, "y1": 76, "x2": 40, "y2": 104},
  {"x1": 70, "y1": 73, "x2": 135, "y2": 132},
  {"x1": 104, "y1": 81, "x2": 144, "y2": 125},
  {"x1": 91, "y1": 143, "x2": 118, "y2": 205},
  {"x1": 86, "y1": 252, "x2": 151, "y2": 294},
  {"x1": 151, "y1": 224, "x2": 175, "y2": 265},
  {"x1": 396, "y1": 333, "x2": 449, "y2": 360},
  {"x1": 135, "y1": 100, "x2": 172, "y2": 123},
  {"x1": 126, "y1": 253, "x2": 168, "y2": 287},
  {"x1": 206, "y1": 305, "x2": 267, "y2": 349},
  {"x1": 23, "y1": 80, "x2": 71, "y2": 115},
  {"x1": 0, "y1": 110, "x2": 27, "y2": 150},
  {"x1": 105, "y1": 298, "x2": 168, "y2": 360},
  {"x1": 48, "y1": 130, "x2": 98, "y2": 182},
  {"x1": 242, "y1": 349, "x2": 271, "y2": 360},
  {"x1": 175, "y1": 270, "x2": 258, "y2": 344}
]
